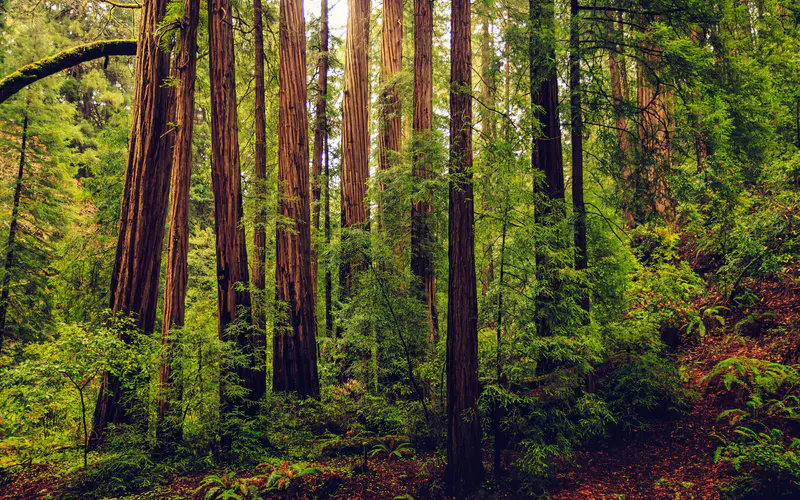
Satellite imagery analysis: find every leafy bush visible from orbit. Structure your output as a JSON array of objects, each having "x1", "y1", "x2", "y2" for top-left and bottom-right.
[
  {"x1": 195, "y1": 471, "x2": 263, "y2": 500},
  {"x1": 600, "y1": 351, "x2": 694, "y2": 433},
  {"x1": 715, "y1": 427, "x2": 800, "y2": 498}
]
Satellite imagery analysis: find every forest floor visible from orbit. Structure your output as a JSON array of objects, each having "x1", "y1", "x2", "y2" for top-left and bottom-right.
[{"x1": 2, "y1": 272, "x2": 798, "y2": 499}]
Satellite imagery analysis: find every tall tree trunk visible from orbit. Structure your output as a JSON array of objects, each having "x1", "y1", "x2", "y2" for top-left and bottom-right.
[
  {"x1": 0, "y1": 114, "x2": 27, "y2": 353},
  {"x1": 530, "y1": 0, "x2": 564, "y2": 206},
  {"x1": 310, "y1": 0, "x2": 329, "y2": 301},
  {"x1": 157, "y1": 0, "x2": 200, "y2": 441},
  {"x1": 570, "y1": 0, "x2": 589, "y2": 313},
  {"x1": 378, "y1": 0, "x2": 402, "y2": 173},
  {"x1": 607, "y1": 4, "x2": 634, "y2": 227},
  {"x1": 446, "y1": 0, "x2": 484, "y2": 494},
  {"x1": 340, "y1": 0, "x2": 371, "y2": 298},
  {"x1": 410, "y1": 0, "x2": 438, "y2": 345},
  {"x1": 324, "y1": 132, "x2": 333, "y2": 336},
  {"x1": 479, "y1": 10, "x2": 494, "y2": 298},
  {"x1": 636, "y1": 14, "x2": 674, "y2": 223},
  {"x1": 91, "y1": 0, "x2": 174, "y2": 448},
  {"x1": 273, "y1": 0, "x2": 320, "y2": 398},
  {"x1": 252, "y1": 0, "x2": 268, "y2": 328},
  {"x1": 209, "y1": 0, "x2": 262, "y2": 412}
]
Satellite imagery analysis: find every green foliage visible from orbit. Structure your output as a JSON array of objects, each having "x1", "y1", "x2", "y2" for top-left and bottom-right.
[
  {"x1": 369, "y1": 440, "x2": 414, "y2": 460},
  {"x1": 715, "y1": 427, "x2": 800, "y2": 498},
  {"x1": 195, "y1": 472, "x2": 264, "y2": 500},
  {"x1": 264, "y1": 461, "x2": 321, "y2": 491}
]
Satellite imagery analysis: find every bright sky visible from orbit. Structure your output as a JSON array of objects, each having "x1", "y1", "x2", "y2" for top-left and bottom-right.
[{"x1": 304, "y1": 0, "x2": 350, "y2": 37}]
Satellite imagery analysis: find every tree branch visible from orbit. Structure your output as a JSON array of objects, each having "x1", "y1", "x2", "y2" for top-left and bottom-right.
[{"x1": 0, "y1": 39, "x2": 137, "y2": 105}]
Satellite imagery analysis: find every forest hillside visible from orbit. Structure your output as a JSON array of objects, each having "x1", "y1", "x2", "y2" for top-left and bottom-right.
[{"x1": 1, "y1": 0, "x2": 800, "y2": 498}]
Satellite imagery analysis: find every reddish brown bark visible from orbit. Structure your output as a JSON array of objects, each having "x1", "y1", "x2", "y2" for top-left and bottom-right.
[
  {"x1": 637, "y1": 33, "x2": 674, "y2": 223},
  {"x1": 91, "y1": 0, "x2": 174, "y2": 448},
  {"x1": 273, "y1": 0, "x2": 319, "y2": 398},
  {"x1": 209, "y1": 0, "x2": 262, "y2": 407},
  {"x1": 607, "y1": 6, "x2": 634, "y2": 226},
  {"x1": 157, "y1": 0, "x2": 200, "y2": 437},
  {"x1": 340, "y1": 0, "x2": 371, "y2": 297},
  {"x1": 252, "y1": 0, "x2": 268, "y2": 326},
  {"x1": 310, "y1": 0, "x2": 329, "y2": 302},
  {"x1": 530, "y1": 0, "x2": 564, "y2": 205},
  {"x1": 410, "y1": 0, "x2": 438, "y2": 345},
  {"x1": 570, "y1": 0, "x2": 589, "y2": 312},
  {"x1": 378, "y1": 0, "x2": 402, "y2": 172},
  {"x1": 446, "y1": 0, "x2": 484, "y2": 493}
]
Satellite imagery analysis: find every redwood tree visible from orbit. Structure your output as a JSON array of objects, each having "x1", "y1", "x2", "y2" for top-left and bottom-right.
[
  {"x1": 91, "y1": 0, "x2": 174, "y2": 447},
  {"x1": 310, "y1": 0, "x2": 329, "y2": 303},
  {"x1": 446, "y1": 0, "x2": 484, "y2": 493},
  {"x1": 252, "y1": 0, "x2": 268, "y2": 327},
  {"x1": 340, "y1": 0, "x2": 371, "y2": 297},
  {"x1": 158, "y1": 0, "x2": 200, "y2": 438},
  {"x1": 209, "y1": 0, "x2": 263, "y2": 407},
  {"x1": 272, "y1": 0, "x2": 320, "y2": 397},
  {"x1": 410, "y1": 0, "x2": 438, "y2": 344},
  {"x1": 378, "y1": 0, "x2": 402, "y2": 173}
]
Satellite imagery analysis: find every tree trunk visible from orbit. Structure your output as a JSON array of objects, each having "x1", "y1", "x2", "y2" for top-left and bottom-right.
[
  {"x1": 310, "y1": 0, "x2": 329, "y2": 301},
  {"x1": 340, "y1": 0, "x2": 371, "y2": 298},
  {"x1": 636, "y1": 14, "x2": 674, "y2": 223},
  {"x1": 410, "y1": 0, "x2": 438, "y2": 345},
  {"x1": 272, "y1": 0, "x2": 320, "y2": 398},
  {"x1": 530, "y1": 0, "x2": 564, "y2": 206},
  {"x1": 209, "y1": 0, "x2": 262, "y2": 410},
  {"x1": 0, "y1": 114, "x2": 27, "y2": 353},
  {"x1": 378, "y1": 0, "x2": 402, "y2": 173},
  {"x1": 570, "y1": 0, "x2": 589, "y2": 313},
  {"x1": 157, "y1": 0, "x2": 199, "y2": 441},
  {"x1": 607, "y1": 4, "x2": 634, "y2": 227},
  {"x1": 479, "y1": 10, "x2": 494, "y2": 299},
  {"x1": 91, "y1": 0, "x2": 174, "y2": 448},
  {"x1": 446, "y1": 0, "x2": 484, "y2": 493},
  {"x1": 324, "y1": 132, "x2": 333, "y2": 336},
  {"x1": 252, "y1": 0, "x2": 268, "y2": 328}
]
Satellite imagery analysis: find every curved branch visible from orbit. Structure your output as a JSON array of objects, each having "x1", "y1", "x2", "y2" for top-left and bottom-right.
[{"x1": 0, "y1": 39, "x2": 137, "y2": 105}]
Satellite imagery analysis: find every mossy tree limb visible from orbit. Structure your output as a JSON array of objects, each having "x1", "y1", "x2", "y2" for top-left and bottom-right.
[{"x1": 0, "y1": 39, "x2": 136, "y2": 105}]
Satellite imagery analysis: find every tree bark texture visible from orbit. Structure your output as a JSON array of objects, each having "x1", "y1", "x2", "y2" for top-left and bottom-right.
[
  {"x1": 252, "y1": 0, "x2": 269, "y2": 327},
  {"x1": 273, "y1": 0, "x2": 320, "y2": 398},
  {"x1": 310, "y1": 0, "x2": 329, "y2": 299},
  {"x1": 158, "y1": 0, "x2": 200, "y2": 436},
  {"x1": 410, "y1": 0, "x2": 438, "y2": 345},
  {"x1": 446, "y1": 0, "x2": 484, "y2": 493},
  {"x1": 209, "y1": 0, "x2": 262, "y2": 407},
  {"x1": 91, "y1": 0, "x2": 174, "y2": 447},
  {"x1": 378, "y1": 0, "x2": 402, "y2": 172},
  {"x1": 340, "y1": 0, "x2": 371, "y2": 297},
  {"x1": 530, "y1": 0, "x2": 564, "y2": 205},
  {"x1": 570, "y1": 0, "x2": 589, "y2": 313}
]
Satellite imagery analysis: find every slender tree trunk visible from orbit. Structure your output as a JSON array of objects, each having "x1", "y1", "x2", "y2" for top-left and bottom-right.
[
  {"x1": 209, "y1": 0, "x2": 261, "y2": 412},
  {"x1": 252, "y1": 0, "x2": 268, "y2": 328},
  {"x1": 324, "y1": 133, "x2": 333, "y2": 335},
  {"x1": 446, "y1": 0, "x2": 484, "y2": 493},
  {"x1": 378, "y1": 0, "x2": 402, "y2": 173},
  {"x1": 410, "y1": 0, "x2": 438, "y2": 345},
  {"x1": 273, "y1": 0, "x2": 320, "y2": 398},
  {"x1": 493, "y1": 201, "x2": 508, "y2": 477},
  {"x1": 157, "y1": 0, "x2": 199, "y2": 441},
  {"x1": 310, "y1": 0, "x2": 329, "y2": 300},
  {"x1": 479, "y1": 11, "x2": 494, "y2": 299},
  {"x1": 91, "y1": 0, "x2": 174, "y2": 448},
  {"x1": 340, "y1": 0, "x2": 371, "y2": 298},
  {"x1": 0, "y1": 114, "x2": 27, "y2": 353},
  {"x1": 570, "y1": 0, "x2": 589, "y2": 314},
  {"x1": 530, "y1": 0, "x2": 564, "y2": 206}
]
